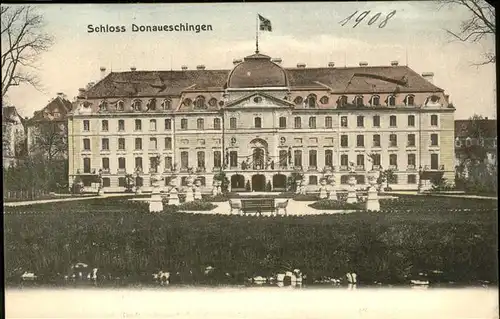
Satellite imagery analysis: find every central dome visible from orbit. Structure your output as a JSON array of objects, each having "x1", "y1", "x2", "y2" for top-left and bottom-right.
[{"x1": 227, "y1": 53, "x2": 288, "y2": 88}]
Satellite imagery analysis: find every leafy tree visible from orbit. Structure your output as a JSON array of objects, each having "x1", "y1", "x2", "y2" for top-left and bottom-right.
[
  {"x1": 380, "y1": 169, "x2": 396, "y2": 191},
  {"x1": 213, "y1": 171, "x2": 230, "y2": 193},
  {"x1": 245, "y1": 180, "x2": 251, "y2": 192},
  {"x1": 286, "y1": 172, "x2": 304, "y2": 192},
  {"x1": 265, "y1": 181, "x2": 272, "y2": 192}
]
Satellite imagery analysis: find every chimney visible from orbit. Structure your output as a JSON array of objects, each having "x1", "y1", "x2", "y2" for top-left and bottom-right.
[
  {"x1": 130, "y1": 66, "x2": 136, "y2": 71},
  {"x1": 297, "y1": 63, "x2": 306, "y2": 68},
  {"x1": 56, "y1": 92, "x2": 65, "y2": 99},
  {"x1": 359, "y1": 61, "x2": 368, "y2": 67},
  {"x1": 100, "y1": 67, "x2": 106, "y2": 79},
  {"x1": 77, "y1": 88, "x2": 86, "y2": 99},
  {"x1": 232, "y1": 59, "x2": 242, "y2": 65},
  {"x1": 422, "y1": 72, "x2": 434, "y2": 84},
  {"x1": 196, "y1": 65, "x2": 206, "y2": 70},
  {"x1": 328, "y1": 62, "x2": 335, "y2": 68},
  {"x1": 271, "y1": 58, "x2": 282, "y2": 64},
  {"x1": 181, "y1": 65, "x2": 188, "y2": 71},
  {"x1": 391, "y1": 61, "x2": 399, "y2": 66}
]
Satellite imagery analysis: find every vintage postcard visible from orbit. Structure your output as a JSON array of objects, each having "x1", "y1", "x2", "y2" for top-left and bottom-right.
[{"x1": 2, "y1": 2, "x2": 498, "y2": 318}]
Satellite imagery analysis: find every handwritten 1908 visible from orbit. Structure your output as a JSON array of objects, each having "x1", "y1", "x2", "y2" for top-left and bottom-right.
[{"x1": 340, "y1": 10, "x2": 396, "y2": 28}]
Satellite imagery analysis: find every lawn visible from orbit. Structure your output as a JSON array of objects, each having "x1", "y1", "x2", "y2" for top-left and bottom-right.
[{"x1": 3, "y1": 195, "x2": 498, "y2": 286}]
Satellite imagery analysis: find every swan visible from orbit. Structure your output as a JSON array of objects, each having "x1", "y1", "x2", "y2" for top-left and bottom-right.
[
  {"x1": 346, "y1": 272, "x2": 357, "y2": 284},
  {"x1": 252, "y1": 276, "x2": 267, "y2": 284},
  {"x1": 21, "y1": 272, "x2": 37, "y2": 281}
]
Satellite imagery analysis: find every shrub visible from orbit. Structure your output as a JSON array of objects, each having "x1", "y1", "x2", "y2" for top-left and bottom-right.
[
  {"x1": 178, "y1": 201, "x2": 217, "y2": 211},
  {"x1": 309, "y1": 199, "x2": 364, "y2": 210},
  {"x1": 203, "y1": 193, "x2": 231, "y2": 202},
  {"x1": 245, "y1": 180, "x2": 251, "y2": 192},
  {"x1": 265, "y1": 181, "x2": 272, "y2": 192}
]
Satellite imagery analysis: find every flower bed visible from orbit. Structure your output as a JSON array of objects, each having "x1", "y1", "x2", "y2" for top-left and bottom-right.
[
  {"x1": 292, "y1": 194, "x2": 319, "y2": 201},
  {"x1": 309, "y1": 199, "x2": 364, "y2": 210},
  {"x1": 202, "y1": 193, "x2": 234, "y2": 202},
  {"x1": 177, "y1": 201, "x2": 217, "y2": 211}
]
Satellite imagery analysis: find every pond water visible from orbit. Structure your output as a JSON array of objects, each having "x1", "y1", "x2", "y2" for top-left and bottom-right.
[{"x1": 5, "y1": 286, "x2": 498, "y2": 319}]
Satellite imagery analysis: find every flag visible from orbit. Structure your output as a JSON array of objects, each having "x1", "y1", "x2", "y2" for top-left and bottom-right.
[{"x1": 258, "y1": 14, "x2": 272, "y2": 32}]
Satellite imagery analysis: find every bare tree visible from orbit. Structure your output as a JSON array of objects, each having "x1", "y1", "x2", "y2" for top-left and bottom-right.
[
  {"x1": 29, "y1": 122, "x2": 67, "y2": 162},
  {"x1": 1, "y1": 5, "x2": 54, "y2": 98},
  {"x1": 440, "y1": 0, "x2": 495, "y2": 66}
]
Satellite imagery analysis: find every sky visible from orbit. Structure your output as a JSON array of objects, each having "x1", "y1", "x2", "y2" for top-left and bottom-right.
[{"x1": 3, "y1": 2, "x2": 496, "y2": 120}]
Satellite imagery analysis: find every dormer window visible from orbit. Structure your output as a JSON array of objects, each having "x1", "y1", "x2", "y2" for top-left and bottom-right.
[
  {"x1": 320, "y1": 96, "x2": 329, "y2": 104},
  {"x1": 307, "y1": 94, "x2": 317, "y2": 108},
  {"x1": 99, "y1": 100, "x2": 108, "y2": 111},
  {"x1": 370, "y1": 95, "x2": 380, "y2": 106},
  {"x1": 147, "y1": 99, "x2": 157, "y2": 111},
  {"x1": 132, "y1": 99, "x2": 142, "y2": 111},
  {"x1": 338, "y1": 95, "x2": 348, "y2": 107},
  {"x1": 162, "y1": 98, "x2": 172, "y2": 110},
  {"x1": 117, "y1": 101, "x2": 125, "y2": 111},
  {"x1": 195, "y1": 96, "x2": 205, "y2": 109},
  {"x1": 208, "y1": 98, "x2": 217, "y2": 107},
  {"x1": 354, "y1": 95, "x2": 364, "y2": 107},
  {"x1": 294, "y1": 96, "x2": 303, "y2": 105},
  {"x1": 425, "y1": 95, "x2": 441, "y2": 106},
  {"x1": 405, "y1": 94, "x2": 415, "y2": 106},
  {"x1": 387, "y1": 95, "x2": 396, "y2": 106},
  {"x1": 183, "y1": 98, "x2": 192, "y2": 107}
]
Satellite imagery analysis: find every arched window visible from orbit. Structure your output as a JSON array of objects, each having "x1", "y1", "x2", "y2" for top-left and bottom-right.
[
  {"x1": 387, "y1": 95, "x2": 396, "y2": 106},
  {"x1": 99, "y1": 100, "x2": 108, "y2": 111},
  {"x1": 162, "y1": 98, "x2": 172, "y2": 110},
  {"x1": 132, "y1": 99, "x2": 142, "y2": 111},
  {"x1": 195, "y1": 96, "x2": 205, "y2": 108},
  {"x1": 371, "y1": 95, "x2": 380, "y2": 106},
  {"x1": 355, "y1": 95, "x2": 364, "y2": 107},
  {"x1": 147, "y1": 99, "x2": 157, "y2": 111},
  {"x1": 294, "y1": 96, "x2": 303, "y2": 105},
  {"x1": 117, "y1": 100, "x2": 125, "y2": 111},
  {"x1": 307, "y1": 94, "x2": 317, "y2": 108},
  {"x1": 338, "y1": 95, "x2": 348, "y2": 107},
  {"x1": 405, "y1": 95, "x2": 415, "y2": 106}
]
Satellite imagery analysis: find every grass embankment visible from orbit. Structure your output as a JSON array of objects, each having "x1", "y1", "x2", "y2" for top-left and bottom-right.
[{"x1": 4, "y1": 195, "x2": 498, "y2": 285}]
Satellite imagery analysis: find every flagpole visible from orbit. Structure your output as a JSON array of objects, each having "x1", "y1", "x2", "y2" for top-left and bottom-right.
[{"x1": 256, "y1": 14, "x2": 259, "y2": 54}]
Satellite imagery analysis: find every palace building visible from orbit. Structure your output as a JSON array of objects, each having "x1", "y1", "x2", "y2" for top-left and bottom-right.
[{"x1": 68, "y1": 52, "x2": 455, "y2": 193}]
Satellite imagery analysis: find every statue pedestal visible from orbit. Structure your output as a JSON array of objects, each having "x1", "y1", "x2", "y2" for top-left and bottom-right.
[
  {"x1": 185, "y1": 186, "x2": 194, "y2": 202},
  {"x1": 346, "y1": 175, "x2": 357, "y2": 204},
  {"x1": 328, "y1": 188, "x2": 337, "y2": 200},
  {"x1": 365, "y1": 186, "x2": 380, "y2": 211},
  {"x1": 149, "y1": 192, "x2": 163, "y2": 213},
  {"x1": 97, "y1": 188, "x2": 104, "y2": 196},
  {"x1": 168, "y1": 187, "x2": 180, "y2": 206}
]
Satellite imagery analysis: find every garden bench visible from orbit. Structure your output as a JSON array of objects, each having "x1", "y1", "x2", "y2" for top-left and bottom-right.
[{"x1": 241, "y1": 198, "x2": 275, "y2": 216}]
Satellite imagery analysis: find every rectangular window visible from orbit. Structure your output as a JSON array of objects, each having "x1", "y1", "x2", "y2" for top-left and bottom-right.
[
  {"x1": 229, "y1": 151, "x2": 238, "y2": 167},
  {"x1": 341, "y1": 116, "x2": 348, "y2": 127},
  {"x1": 407, "y1": 134, "x2": 416, "y2": 147},
  {"x1": 197, "y1": 151, "x2": 205, "y2": 168},
  {"x1": 408, "y1": 174, "x2": 417, "y2": 184},
  {"x1": 149, "y1": 157, "x2": 158, "y2": 173},
  {"x1": 408, "y1": 115, "x2": 415, "y2": 127},
  {"x1": 325, "y1": 149, "x2": 333, "y2": 167},
  {"x1": 135, "y1": 138, "x2": 142, "y2": 150},
  {"x1": 197, "y1": 118, "x2": 205, "y2": 130},
  {"x1": 356, "y1": 154, "x2": 364, "y2": 167},
  {"x1": 149, "y1": 138, "x2": 157, "y2": 150},
  {"x1": 408, "y1": 154, "x2": 416, "y2": 166},
  {"x1": 389, "y1": 134, "x2": 398, "y2": 147},
  {"x1": 279, "y1": 150, "x2": 288, "y2": 167},
  {"x1": 373, "y1": 134, "x2": 381, "y2": 147},
  {"x1": 102, "y1": 120, "x2": 108, "y2": 131},
  {"x1": 102, "y1": 157, "x2": 109, "y2": 169},
  {"x1": 309, "y1": 176, "x2": 318, "y2": 185},
  {"x1": 118, "y1": 120, "x2": 125, "y2": 131},
  {"x1": 389, "y1": 115, "x2": 397, "y2": 127},
  {"x1": 309, "y1": 150, "x2": 317, "y2": 167},
  {"x1": 102, "y1": 138, "x2": 109, "y2": 150},
  {"x1": 341, "y1": 135, "x2": 348, "y2": 147},
  {"x1": 294, "y1": 117, "x2": 301, "y2": 129},
  {"x1": 340, "y1": 154, "x2": 348, "y2": 166},
  {"x1": 102, "y1": 178, "x2": 111, "y2": 187},
  {"x1": 164, "y1": 156, "x2": 173, "y2": 171},
  {"x1": 181, "y1": 119, "x2": 188, "y2": 130},
  {"x1": 255, "y1": 117, "x2": 262, "y2": 128},
  {"x1": 118, "y1": 157, "x2": 126, "y2": 170},
  {"x1": 230, "y1": 117, "x2": 237, "y2": 129},
  {"x1": 373, "y1": 115, "x2": 380, "y2": 127},
  {"x1": 356, "y1": 135, "x2": 364, "y2": 147},
  {"x1": 118, "y1": 177, "x2": 126, "y2": 187},
  {"x1": 83, "y1": 120, "x2": 90, "y2": 131},
  {"x1": 150, "y1": 119, "x2": 157, "y2": 131},
  {"x1": 213, "y1": 151, "x2": 221, "y2": 168},
  {"x1": 431, "y1": 134, "x2": 439, "y2": 146},
  {"x1": 431, "y1": 115, "x2": 438, "y2": 126},
  {"x1": 181, "y1": 151, "x2": 189, "y2": 169},
  {"x1": 83, "y1": 158, "x2": 91, "y2": 173},
  {"x1": 164, "y1": 137, "x2": 172, "y2": 150},
  {"x1": 389, "y1": 154, "x2": 398, "y2": 166},
  {"x1": 164, "y1": 119, "x2": 172, "y2": 130},
  {"x1": 279, "y1": 117, "x2": 287, "y2": 128},
  {"x1": 309, "y1": 117, "x2": 316, "y2": 129},
  {"x1": 357, "y1": 116, "x2": 364, "y2": 127},
  {"x1": 135, "y1": 157, "x2": 143, "y2": 170},
  {"x1": 372, "y1": 153, "x2": 381, "y2": 166},
  {"x1": 431, "y1": 153, "x2": 439, "y2": 169},
  {"x1": 325, "y1": 116, "x2": 332, "y2": 129},
  {"x1": 135, "y1": 119, "x2": 142, "y2": 131},
  {"x1": 294, "y1": 150, "x2": 302, "y2": 167},
  {"x1": 213, "y1": 118, "x2": 221, "y2": 130},
  {"x1": 118, "y1": 138, "x2": 125, "y2": 150},
  {"x1": 83, "y1": 138, "x2": 90, "y2": 150}
]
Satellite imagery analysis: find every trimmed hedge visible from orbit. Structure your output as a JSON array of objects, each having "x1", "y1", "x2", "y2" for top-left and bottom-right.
[
  {"x1": 177, "y1": 201, "x2": 217, "y2": 211},
  {"x1": 309, "y1": 199, "x2": 364, "y2": 210}
]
